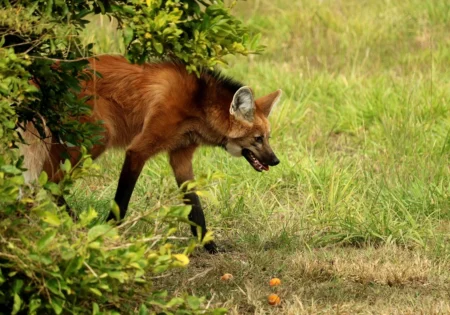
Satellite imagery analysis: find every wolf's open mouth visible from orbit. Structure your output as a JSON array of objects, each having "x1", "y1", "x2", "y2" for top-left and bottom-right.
[{"x1": 242, "y1": 149, "x2": 269, "y2": 172}]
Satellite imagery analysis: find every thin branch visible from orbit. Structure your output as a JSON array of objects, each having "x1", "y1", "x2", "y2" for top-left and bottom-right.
[
  {"x1": 205, "y1": 292, "x2": 216, "y2": 309},
  {"x1": 28, "y1": 53, "x2": 121, "y2": 63},
  {"x1": 187, "y1": 267, "x2": 213, "y2": 283},
  {"x1": 107, "y1": 236, "x2": 189, "y2": 251},
  {"x1": 150, "y1": 273, "x2": 174, "y2": 280},
  {"x1": 83, "y1": 261, "x2": 98, "y2": 278},
  {"x1": 23, "y1": 34, "x2": 47, "y2": 54}
]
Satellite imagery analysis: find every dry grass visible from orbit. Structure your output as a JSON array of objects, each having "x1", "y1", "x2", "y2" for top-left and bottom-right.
[{"x1": 153, "y1": 245, "x2": 450, "y2": 314}]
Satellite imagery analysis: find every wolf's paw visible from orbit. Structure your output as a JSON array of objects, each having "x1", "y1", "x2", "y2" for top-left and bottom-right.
[{"x1": 204, "y1": 241, "x2": 224, "y2": 254}]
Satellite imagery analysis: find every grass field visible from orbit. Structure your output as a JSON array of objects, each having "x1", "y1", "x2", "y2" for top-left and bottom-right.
[{"x1": 74, "y1": 0, "x2": 450, "y2": 313}]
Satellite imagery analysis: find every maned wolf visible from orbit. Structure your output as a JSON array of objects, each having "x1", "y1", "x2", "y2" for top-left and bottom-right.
[{"x1": 19, "y1": 55, "x2": 282, "y2": 253}]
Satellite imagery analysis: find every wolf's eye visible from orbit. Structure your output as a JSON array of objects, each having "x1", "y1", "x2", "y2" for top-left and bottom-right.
[{"x1": 255, "y1": 136, "x2": 264, "y2": 144}]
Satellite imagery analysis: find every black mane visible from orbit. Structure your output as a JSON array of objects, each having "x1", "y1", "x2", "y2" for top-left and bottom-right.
[
  {"x1": 161, "y1": 58, "x2": 244, "y2": 103},
  {"x1": 200, "y1": 68, "x2": 244, "y2": 93},
  {"x1": 161, "y1": 57, "x2": 244, "y2": 93}
]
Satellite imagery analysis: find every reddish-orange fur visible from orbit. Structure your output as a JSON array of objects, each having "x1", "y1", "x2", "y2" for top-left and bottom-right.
[{"x1": 21, "y1": 55, "x2": 282, "y2": 253}]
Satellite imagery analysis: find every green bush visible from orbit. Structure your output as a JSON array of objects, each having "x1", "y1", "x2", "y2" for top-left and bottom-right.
[
  {"x1": 0, "y1": 0, "x2": 261, "y2": 313},
  {"x1": 0, "y1": 153, "x2": 218, "y2": 314}
]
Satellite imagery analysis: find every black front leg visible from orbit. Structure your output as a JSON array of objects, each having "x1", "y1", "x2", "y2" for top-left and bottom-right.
[
  {"x1": 108, "y1": 151, "x2": 145, "y2": 221},
  {"x1": 169, "y1": 145, "x2": 218, "y2": 254},
  {"x1": 183, "y1": 192, "x2": 218, "y2": 254}
]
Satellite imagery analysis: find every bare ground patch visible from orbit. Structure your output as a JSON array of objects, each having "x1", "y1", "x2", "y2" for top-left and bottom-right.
[{"x1": 153, "y1": 245, "x2": 450, "y2": 314}]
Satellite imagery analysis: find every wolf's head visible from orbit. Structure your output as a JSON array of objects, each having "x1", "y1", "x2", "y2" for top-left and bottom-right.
[{"x1": 225, "y1": 87, "x2": 282, "y2": 172}]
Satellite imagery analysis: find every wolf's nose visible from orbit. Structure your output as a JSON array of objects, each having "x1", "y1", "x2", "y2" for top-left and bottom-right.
[{"x1": 270, "y1": 155, "x2": 280, "y2": 166}]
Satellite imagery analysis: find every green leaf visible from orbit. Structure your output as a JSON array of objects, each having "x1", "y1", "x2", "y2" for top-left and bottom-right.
[
  {"x1": 44, "y1": 182, "x2": 60, "y2": 195},
  {"x1": 46, "y1": 279, "x2": 65, "y2": 297},
  {"x1": 165, "y1": 297, "x2": 184, "y2": 308},
  {"x1": 41, "y1": 211, "x2": 61, "y2": 226},
  {"x1": 61, "y1": 246, "x2": 76, "y2": 260},
  {"x1": 172, "y1": 254, "x2": 189, "y2": 266},
  {"x1": 64, "y1": 255, "x2": 84, "y2": 276},
  {"x1": 88, "y1": 224, "x2": 117, "y2": 242},
  {"x1": 38, "y1": 171, "x2": 48, "y2": 186},
  {"x1": 9, "y1": 175, "x2": 24, "y2": 185},
  {"x1": 37, "y1": 230, "x2": 56, "y2": 251},
  {"x1": 50, "y1": 296, "x2": 64, "y2": 314},
  {"x1": 1, "y1": 164, "x2": 22, "y2": 175},
  {"x1": 29, "y1": 298, "x2": 42, "y2": 314},
  {"x1": 152, "y1": 290, "x2": 168, "y2": 299},
  {"x1": 83, "y1": 157, "x2": 93, "y2": 167},
  {"x1": 152, "y1": 40, "x2": 164, "y2": 54},
  {"x1": 60, "y1": 159, "x2": 72, "y2": 173},
  {"x1": 74, "y1": 8, "x2": 91, "y2": 20},
  {"x1": 92, "y1": 303, "x2": 100, "y2": 315},
  {"x1": 89, "y1": 288, "x2": 102, "y2": 296},
  {"x1": 88, "y1": 241, "x2": 101, "y2": 249},
  {"x1": 29, "y1": 253, "x2": 53, "y2": 265},
  {"x1": 110, "y1": 201, "x2": 120, "y2": 221},
  {"x1": 166, "y1": 205, "x2": 191, "y2": 219},
  {"x1": 123, "y1": 26, "x2": 134, "y2": 46},
  {"x1": 108, "y1": 271, "x2": 129, "y2": 283},
  {"x1": 186, "y1": 296, "x2": 201, "y2": 310},
  {"x1": 12, "y1": 294, "x2": 22, "y2": 315},
  {"x1": 139, "y1": 304, "x2": 149, "y2": 315},
  {"x1": 12, "y1": 278, "x2": 22, "y2": 291},
  {"x1": 97, "y1": 0, "x2": 105, "y2": 14},
  {"x1": 202, "y1": 230, "x2": 215, "y2": 245},
  {"x1": 79, "y1": 206, "x2": 98, "y2": 226}
]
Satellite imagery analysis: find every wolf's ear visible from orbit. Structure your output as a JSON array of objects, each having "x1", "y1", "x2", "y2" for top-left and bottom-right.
[
  {"x1": 255, "y1": 89, "x2": 282, "y2": 118},
  {"x1": 230, "y1": 86, "x2": 255, "y2": 123}
]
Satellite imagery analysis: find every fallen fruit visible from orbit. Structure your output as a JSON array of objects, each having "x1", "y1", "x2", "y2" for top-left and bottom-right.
[
  {"x1": 220, "y1": 273, "x2": 233, "y2": 281},
  {"x1": 269, "y1": 277, "x2": 281, "y2": 287},
  {"x1": 268, "y1": 293, "x2": 281, "y2": 305}
]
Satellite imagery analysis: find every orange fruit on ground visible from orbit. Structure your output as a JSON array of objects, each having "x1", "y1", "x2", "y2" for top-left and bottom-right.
[
  {"x1": 220, "y1": 273, "x2": 233, "y2": 281},
  {"x1": 269, "y1": 277, "x2": 281, "y2": 286},
  {"x1": 268, "y1": 293, "x2": 281, "y2": 305}
]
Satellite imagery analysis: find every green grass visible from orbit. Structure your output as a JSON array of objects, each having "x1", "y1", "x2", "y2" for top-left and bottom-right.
[{"x1": 74, "y1": 0, "x2": 450, "y2": 313}]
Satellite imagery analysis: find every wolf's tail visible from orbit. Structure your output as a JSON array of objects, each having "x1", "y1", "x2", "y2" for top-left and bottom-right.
[{"x1": 17, "y1": 120, "x2": 52, "y2": 184}]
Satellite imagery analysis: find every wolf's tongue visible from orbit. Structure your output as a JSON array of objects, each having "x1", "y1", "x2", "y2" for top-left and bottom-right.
[
  {"x1": 254, "y1": 159, "x2": 268, "y2": 172},
  {"x1": 242, "y1": 149, "x2": 269, "y2": 172}
]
